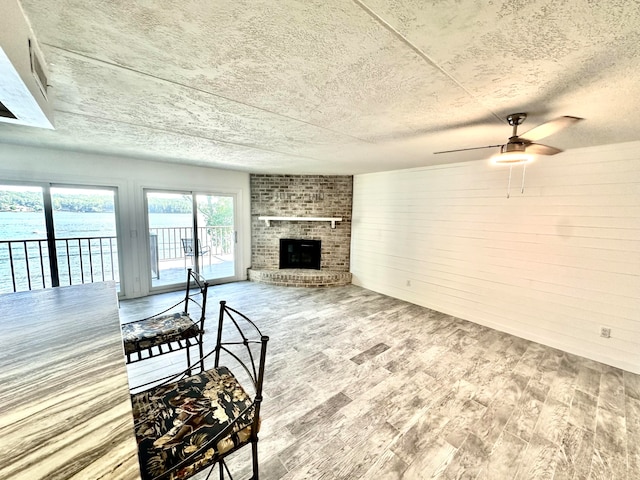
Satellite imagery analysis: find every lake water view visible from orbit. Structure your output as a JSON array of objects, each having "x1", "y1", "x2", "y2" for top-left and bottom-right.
[{"x1": 0, "y1": 211, "x2": 192, "y2": 240}]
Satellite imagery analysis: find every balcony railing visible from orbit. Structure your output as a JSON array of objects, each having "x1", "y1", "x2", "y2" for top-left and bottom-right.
[
  {"x1": 0, "y1": 225, "x2": 234, "y2": 294},
  {"x1": 0, "y1": 237, "x2": 119, "y2": 294},
  {"x1": 149, "y1": 226, "x2": 233, "y2": 260}
]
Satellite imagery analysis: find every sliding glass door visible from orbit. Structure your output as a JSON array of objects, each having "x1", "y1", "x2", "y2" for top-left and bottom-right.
[
  {"x1": 147, "y1": 191, "x2": 194, "y2": 288},
  {"x1": 146, "y1": 190, "x2": 236, "y2": 289},
  {"x1": 51, "y1": 187, "x2": 119, "y2": 289},
  {"x1": 196, "y1": 193, "x2": 235, "y2": 281},
  {"x1": 0, "y1": 183, "x2": 120, "y2": 294},
  {"x1": 0, "y1": 185, "x2": 48, "y2": 293}
]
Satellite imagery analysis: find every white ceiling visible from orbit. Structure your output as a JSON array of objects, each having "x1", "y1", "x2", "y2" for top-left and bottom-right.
[{"x1": 2, "y1": 0, "x2": 640, "y2": 174}]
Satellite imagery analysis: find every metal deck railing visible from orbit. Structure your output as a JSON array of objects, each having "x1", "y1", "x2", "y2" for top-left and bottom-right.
[
  {"x1": 0, "y1": 236, "x2": 119, "y2": 293},
  {"x1": 0, "y1": 226, "x2": 234, "y2": 294}
]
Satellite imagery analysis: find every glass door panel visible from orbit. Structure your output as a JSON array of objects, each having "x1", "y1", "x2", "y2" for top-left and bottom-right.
[
  {"x1": 51, "y1": 187, "x2": 120, "y2": 291},
  {"x1": 146, "y1": 191, "x2": 194, "y2": 289},
  {"x1": 196, "y1": 194, "x2": 235, "y2": 281},
  {"x1": 0, "y1": 185, "x2": 48, "y2": 293}
]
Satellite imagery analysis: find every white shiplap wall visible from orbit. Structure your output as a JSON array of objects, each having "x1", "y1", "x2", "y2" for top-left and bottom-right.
[{"x1": 350, "y1": 142, "x2": 640, "y2": 373}]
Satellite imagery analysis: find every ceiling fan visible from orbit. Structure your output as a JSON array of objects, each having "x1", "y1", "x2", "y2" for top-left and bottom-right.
[{"x1": 434, "y1": 113, "x2": 583, "y2": 164}]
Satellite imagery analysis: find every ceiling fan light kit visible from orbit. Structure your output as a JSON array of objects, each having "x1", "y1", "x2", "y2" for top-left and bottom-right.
[{"x1": 490, "y1": 151, "x2": 534, "y2": 166}]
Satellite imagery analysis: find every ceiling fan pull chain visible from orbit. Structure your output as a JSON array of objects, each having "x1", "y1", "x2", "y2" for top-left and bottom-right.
[
  {"x1": 521, "y1": 164, "x2": 527, "y2": 194},
  {"x1": 506, "y1": 165, "x2": 512, "y2": 198}
]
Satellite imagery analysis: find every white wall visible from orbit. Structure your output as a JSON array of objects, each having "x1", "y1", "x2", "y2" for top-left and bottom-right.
[
  {"x1": 0, "y1": 143, "x2": 251, "y2": 298},
  {"x1": 351, "y1": 141, "x2": 640, "y2": 373}
]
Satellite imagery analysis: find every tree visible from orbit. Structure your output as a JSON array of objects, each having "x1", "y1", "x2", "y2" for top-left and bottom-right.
[
  {"x1": 198, "y1": 196, "x2": 233, "y2": 226},
  {"x1": 198, "y1": 196, "x2": 233, "y2": 252}
]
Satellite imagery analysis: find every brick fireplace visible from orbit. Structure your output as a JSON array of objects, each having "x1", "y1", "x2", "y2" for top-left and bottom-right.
[{"x1": 248, "y1": 174, "x2": 352, "y2": 287}]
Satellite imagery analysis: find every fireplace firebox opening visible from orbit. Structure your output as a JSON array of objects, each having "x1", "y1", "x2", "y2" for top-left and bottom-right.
[{"x1": 279, "y1": 239, "x2": 321, "y2": 270}]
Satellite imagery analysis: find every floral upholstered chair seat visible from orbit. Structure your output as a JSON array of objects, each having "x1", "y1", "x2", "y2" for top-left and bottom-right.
[
  {"x1": 131, "y1": 367, "x2": 256, "y2": 480},
  {"x1": 122, "y1": 312, "x2": 200, "y2": 355}
]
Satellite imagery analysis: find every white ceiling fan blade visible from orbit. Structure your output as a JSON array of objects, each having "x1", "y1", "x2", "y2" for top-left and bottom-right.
[
  {"x1": 526, "y1": 143, "x2": 563, "y2": 155},
  {"x1": 520, "y1": 116, "x2": 583, "y2": 142}
]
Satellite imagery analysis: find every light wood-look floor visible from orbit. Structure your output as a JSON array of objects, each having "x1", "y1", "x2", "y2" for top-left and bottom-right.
[{"x1": 120, "y1": 281, "x2": 640, "y2": 480}]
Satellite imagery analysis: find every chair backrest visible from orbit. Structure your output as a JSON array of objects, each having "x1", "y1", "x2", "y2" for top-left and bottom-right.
[
  {"x1": 182, "y1": 238, "x2": 207, "y2": 256},
  {"x1": 181, "y1": 238, "x2": 194, "y2": 255},
  {"x1": 214, "y1": 301, "x2": 269, "y2": 423}
]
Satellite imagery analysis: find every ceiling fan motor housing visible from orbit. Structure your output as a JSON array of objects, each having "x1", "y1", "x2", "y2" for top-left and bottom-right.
[{"x1": 501, "y1": 139, "x2": 527, "y2": 153}]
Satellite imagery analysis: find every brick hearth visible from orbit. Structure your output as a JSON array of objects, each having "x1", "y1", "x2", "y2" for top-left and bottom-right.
[{"x1": 247, "y1": 268, "x2": 352, "y2": 287}]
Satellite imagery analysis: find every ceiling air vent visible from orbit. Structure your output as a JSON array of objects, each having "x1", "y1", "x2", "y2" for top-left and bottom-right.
[
  {"x1": 29, "y1": 39, "x2": 47, "y2": 99},
  {"x1": 0, "y1": 0, "x2": 54, "y2": 129}
]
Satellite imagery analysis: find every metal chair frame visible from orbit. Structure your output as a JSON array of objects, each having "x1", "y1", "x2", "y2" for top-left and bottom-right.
[
  {"x1": 122, "y1": 268, "x2": 209, "y2": 374},
  {"x1": 130, "y1": 300, "x2": 268, "y2": 480},
  {"x1": 213, "y1": 300, "x2": 269, "y2": 479}
]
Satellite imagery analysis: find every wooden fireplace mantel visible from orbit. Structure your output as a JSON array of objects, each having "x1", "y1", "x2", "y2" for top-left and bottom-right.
[{"x1": 257, "y1": 216, "x2": 342, "y2": 229}]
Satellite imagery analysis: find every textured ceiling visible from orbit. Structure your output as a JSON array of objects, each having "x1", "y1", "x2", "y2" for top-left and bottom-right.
[{"x1": 2, "y1": 0, "x2": 640, "y2": 174}]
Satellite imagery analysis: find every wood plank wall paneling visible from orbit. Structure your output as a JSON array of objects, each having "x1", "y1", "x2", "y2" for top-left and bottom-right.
[{"x1": 350, "y1": 143, "x2": 640, "y2": 373}]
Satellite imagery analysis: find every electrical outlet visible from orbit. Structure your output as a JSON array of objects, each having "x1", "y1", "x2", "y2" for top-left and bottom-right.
[{"x1": 600, "y1": 327, "x2": 611, "y2": 338}]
